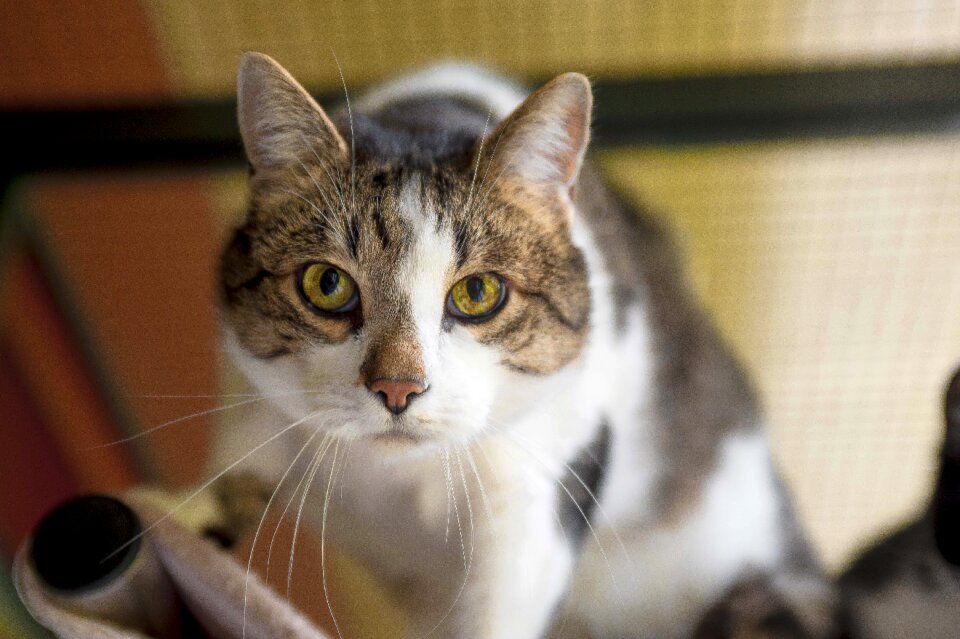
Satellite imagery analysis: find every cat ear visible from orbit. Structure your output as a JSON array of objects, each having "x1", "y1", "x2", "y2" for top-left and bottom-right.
[
  {"x1": 237, "y1": 52, "x2": 348, "y2": 173},
  {"x1": 480, "y1": 73, "x2": 592, "y2": 194}
]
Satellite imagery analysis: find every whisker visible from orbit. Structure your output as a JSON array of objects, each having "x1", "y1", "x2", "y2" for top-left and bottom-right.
[
  {"x1": 320, "y1": 439, "x2": 344, "y2": 639},
  {"x1": 102, "y1": 407, "x2": 325, "y2": 562},
  {"x1": 464, "y1": 448, "x2": 498, "y2": 545},
  {"x1": 508, "y1": 428, "x2": 633, "y2": 567},
  {"x1": 330, "y1": 50, "x2": 357, "y2": 219},
  {"x1": 448, "y1": 448, "x2": 466, "y2": 569},
  {"x1": 90, "y1": 394, "x2": 292, "y2": 449},
  {"x1": 484, "y1": 421, "x2": 626, "y2": 608},
  {"x1": 336, "y1": 439, "x2": 352, "y2": 502},
  {"x1": 453, "y1": 448, "x2": 476, "y2": 559},
  {"x1": 471, "y1": 115, "x2": 515, "y2": 209},
  {"x1": 242, "y1": 426, "x2": 325, "y2": 639},
  {"x1": 295, "y1": 158, "x2": 339, "y2": 217},
  {"x1": 284, "y1": 188, "x2": 345, "y2": 242},
  {"x1": 134, "y1": 393, "x2": 273, "y2": 398},
  {"x1": 440, "y1": 447, "x2": 454, "y2": 544},
  {"x1": 286, "y1": 434, "x2": 336, "y2": 600},
  {"x1": 480, "y1": 434, "x2": 571, "y2": 546},
  {"x1": 315, "y1": 161, "x2": 350, "y2": 217},
  {"x1": 464, "y1": 111, "x2": 492, "y2": 216},
  {"x1": 266, "y1": 433, "x2": 329, "y2": 580},
  {"x1": 292, "y1": 152, "x2": 349, "y2": 248},
  {"x1": 298, "y1": 132, "x2": 348, "y2": 211},
  {"x1": 423, "y1": 449, "x2": 474, "y2": 639}
]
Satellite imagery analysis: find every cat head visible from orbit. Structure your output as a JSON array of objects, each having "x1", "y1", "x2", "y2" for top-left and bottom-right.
[{"x1": 220, "y1": 53, "x2": 593, "y2": 447}]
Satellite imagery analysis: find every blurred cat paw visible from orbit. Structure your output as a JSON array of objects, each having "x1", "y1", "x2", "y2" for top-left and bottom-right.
[
  {"x1": 205, "y1": 472, "x2": 272, "y2": 548},
  {"x1": 692, "y1": 574, "x2": 837, "y2": 639},
  {"x1": 124, "y1": 484, "x2": 221, "y2": 538},
  {"x1": 125, "y1": 473, "x2": 271, "y2": 548}
]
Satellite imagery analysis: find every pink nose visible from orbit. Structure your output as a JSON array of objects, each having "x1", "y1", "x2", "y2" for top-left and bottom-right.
[{"x1": 367, "y1": 379, "x2": 426, "y2": 414}]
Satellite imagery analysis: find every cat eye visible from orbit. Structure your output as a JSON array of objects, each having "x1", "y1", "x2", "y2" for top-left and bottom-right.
[
  {"x1": 298, "y1": 263, "x2": 359, "y2": 314},
  {"x1": 447, "y1": 273, "x2": 507, "y2": 321}
]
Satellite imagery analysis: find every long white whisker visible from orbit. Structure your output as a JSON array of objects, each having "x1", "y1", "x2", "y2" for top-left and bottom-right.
[
  {"x1": 286, "y1": 434, "x2": 336, "y2": 600},
  {"x1": 103, "y1": 407, "x2": 324, "y2": 561},
  {"x1": 485, "y1": 422, "x2": 625, "y2": 607},
  {"x1": 489, "y1": 435, "x2": 573, "y2": 549},
  {"x1": 135, "y1": 393, "x2": 276, "y2": 398},
  {"x1": 93, "y1": 399, "x2": 259, "y2": 450},
  {"x1": 91, "y1": 391, "x2": 320, "y2": 449},
  {"x1": 320, "y1": 439, "x2": 344, "y2": 639},
  {"x1": 440, "y1": 448, "x2": 454, "y2": 545},
  {"x1": 334, "y1": 438, "x2": 351, "y2": 502},
  {"x1": 423, "y1": 449, "x2": 475, "y2": 639},
  {"x1": 298, "y1": 132, "x2": 349, "y2": 216},
  {"x1": 330, "y1": 50, "x2": 357, "y2": 219},
  {"x1": 315, "y1": 161, "x2": 350, "y2": 216},
  {"x1": 448, "y1": 448, "x2": 466, "y2": 569},
  {"x1": 284, "y1": 188, "x2": 347, "y2": 247},
  {"x1": 295, "y1": 158, "x2": 339, "y2": 219},
  {"x1": 454, "y1": 448, "x2": 476, "y2": 561},
  {"x1": 266, "y1": 433, "x2": 330, "y2": 580},
  {"x1": 464, "y1": 111, "x2": 492, "y2": 216},
  {"x1": 471, "y1": 117, "x2": 515, "y2": 209},
  {"x1": 508, "y1": 428, "x2": 632, "y2": 566},
  {"x1": 464, "y1": 448, "x2": 497, "y2": 545},
  {"x1": 242, "y1": 426, "x2": 324, "y2": 639}
]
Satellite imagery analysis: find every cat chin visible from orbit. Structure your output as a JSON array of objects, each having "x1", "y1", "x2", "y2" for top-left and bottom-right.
[
  {"x1": 367, "y1": 422, "x2": 475, "y2": 448},
  {"x1": 361, "y1": 428, "x2": 475, "y2": 462}
]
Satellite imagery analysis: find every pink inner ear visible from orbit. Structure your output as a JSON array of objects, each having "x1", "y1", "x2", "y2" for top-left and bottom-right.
[
  {"x1": 483, "y1": 73, "x2": 592, "y2": 191},
  {"x1": 558, "y1": 102, "x2": 590, "y2": 185}
]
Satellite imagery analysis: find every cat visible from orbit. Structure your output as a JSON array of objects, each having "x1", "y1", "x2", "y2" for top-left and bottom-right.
[
  {"x1": 207, "y1": 52, "x2": 836, "y2": 639},
  {"x1": 838, "y1": 365, "x2": 960, "y2": 639}
]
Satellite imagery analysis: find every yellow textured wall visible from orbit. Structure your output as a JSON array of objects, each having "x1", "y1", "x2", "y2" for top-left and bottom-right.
[
  {"x1": 146, "y1": 0, "x2": 960, "y2": 97},
  {"x1": 601, "y1": 137, "x2": 960, "y2": 568}
]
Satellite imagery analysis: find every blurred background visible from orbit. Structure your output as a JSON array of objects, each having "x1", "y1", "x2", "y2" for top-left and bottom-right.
[{"x1": 1, "y1": 1, "x2": 959, "y2": 636}]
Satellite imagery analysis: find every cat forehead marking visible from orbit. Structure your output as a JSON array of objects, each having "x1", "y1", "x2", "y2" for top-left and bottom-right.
[{"x1": 395, "y1": 175, "x2": 455, "y2": 366}]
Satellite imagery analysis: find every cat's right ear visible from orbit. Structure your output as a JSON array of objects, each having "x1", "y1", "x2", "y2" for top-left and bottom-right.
[{"x1": 237, "y1": 52, "x2": 348, "y2": 174}]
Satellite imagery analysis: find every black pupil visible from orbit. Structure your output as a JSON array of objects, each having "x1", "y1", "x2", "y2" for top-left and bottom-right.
[
  {"x1": 466, "y1": 277, "x2": 486, "y2": 303},
  {"x1": 319, "y1": 268, "x2": 340, "y2": 296}
]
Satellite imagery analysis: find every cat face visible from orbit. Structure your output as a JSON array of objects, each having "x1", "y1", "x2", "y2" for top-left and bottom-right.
[{"x1": 220, "y1": 53, "x2": 593, "y2": 446}]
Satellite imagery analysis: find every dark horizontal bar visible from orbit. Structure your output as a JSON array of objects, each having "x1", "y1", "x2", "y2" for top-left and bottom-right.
[
  {"x1": 1, "y1": 61, "x2": 958, "y2": 177},
  {"x1": 591, "y1": 60, "x2": 960, "y2": 146}
]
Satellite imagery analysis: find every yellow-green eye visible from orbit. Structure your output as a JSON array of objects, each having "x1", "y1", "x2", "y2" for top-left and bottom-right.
[
  {"x1": 447, "y1": 273, "x2": 506, "y2": 320},
  {"x1": 299, "y1": 263, "x2": 358, "y2": 313}
]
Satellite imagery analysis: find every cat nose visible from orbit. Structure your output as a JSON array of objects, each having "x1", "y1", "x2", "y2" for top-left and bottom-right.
[{"x1": 367, "y1": 378, "x2": 426, "y2": 414}]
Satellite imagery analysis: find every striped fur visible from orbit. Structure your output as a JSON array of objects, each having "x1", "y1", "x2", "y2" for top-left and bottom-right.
[{"x1": 212, "y1": 53, "x2": 834, "y2": 639}]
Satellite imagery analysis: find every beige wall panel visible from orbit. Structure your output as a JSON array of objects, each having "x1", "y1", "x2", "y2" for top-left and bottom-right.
[
  {"x1": 147, "y1": 0, "x2": 960, "y2": 98},
  {"x1": 601, "y1": 136, "x2": 960, "y2": 569}
]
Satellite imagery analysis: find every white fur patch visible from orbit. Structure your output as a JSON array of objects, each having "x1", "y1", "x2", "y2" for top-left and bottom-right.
[
  {"x1": 569, "y1": 431, "x2": 785, "y2": 639},
  {"x1": 396, "y1": 176, "x2": 452, "y2": 379},
  {"x1": 356, "y1": 62, "x2": 526, "y2": 121}
]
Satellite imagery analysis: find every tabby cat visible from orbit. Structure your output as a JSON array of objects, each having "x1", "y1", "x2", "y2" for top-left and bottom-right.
[{"x1": 209, "y1": 52, "x2": 835, "y2": 638}]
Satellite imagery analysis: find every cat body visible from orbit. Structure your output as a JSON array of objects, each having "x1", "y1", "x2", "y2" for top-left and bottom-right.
[{"x1": 211, "y1": 54, "x2": 833, "y2": 638}]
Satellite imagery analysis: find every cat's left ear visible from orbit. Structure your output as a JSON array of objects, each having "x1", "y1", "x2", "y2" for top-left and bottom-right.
[{"x1": 479, "y1": 73, "x2": 592, "y2": 196}]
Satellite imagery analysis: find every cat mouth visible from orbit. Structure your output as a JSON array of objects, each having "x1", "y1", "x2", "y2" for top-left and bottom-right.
[{"x1": 372, "y1": 423, "x2": 424, "y2": 444}]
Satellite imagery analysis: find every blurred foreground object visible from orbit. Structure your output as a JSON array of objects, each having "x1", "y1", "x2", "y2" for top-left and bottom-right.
[
  {"x1": 14, "y1": 495, "x2": 330, "y2": 639},
  {"x1": 838, "y1": 365, "x2": 960, "y2": 639}
]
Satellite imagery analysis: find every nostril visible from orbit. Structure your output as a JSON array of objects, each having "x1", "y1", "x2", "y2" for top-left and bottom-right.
[{"x1": 367, "y1": 378, "x2": 426, "y2": 414}]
